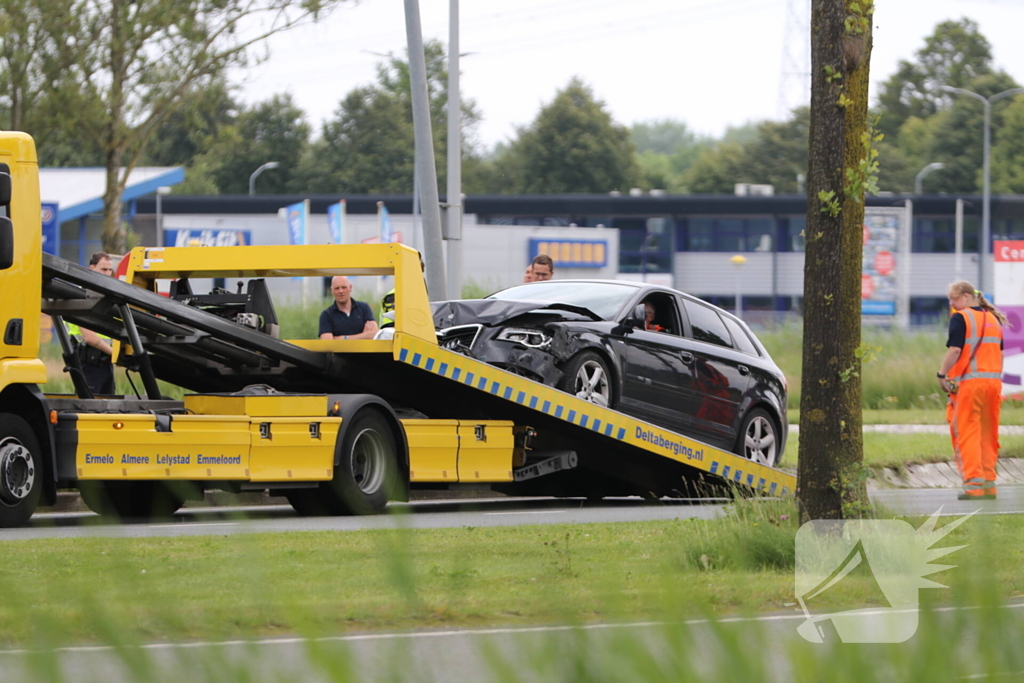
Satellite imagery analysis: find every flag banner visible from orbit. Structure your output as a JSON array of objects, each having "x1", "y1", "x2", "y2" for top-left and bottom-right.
[
  {"x1": 378, "y1": 201, "x2": 392, "y2": 243},
  {"x1": 327, "y1": 199, "x2": 346, "y2": 244},
  {"x1": 285, "y1": 200, "x2": 309, "y2": 246}
]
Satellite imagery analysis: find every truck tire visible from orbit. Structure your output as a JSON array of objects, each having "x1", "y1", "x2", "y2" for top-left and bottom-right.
[
  {"x1": 318, "y1": 409, "x2": 398, "y2": 515},
  {"x1": 0, "y1": 414, "x2": 44, "y2": 528},
  {"x1": 557, "y1": 351, "x2": 614, "y2": 409},
  {"x1": 80, "y1": 481, "x2": 184, "y2": 520}
]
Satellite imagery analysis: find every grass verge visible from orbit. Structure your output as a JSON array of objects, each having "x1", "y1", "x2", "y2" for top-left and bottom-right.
[
  {"x1": 779, "y1": 431, "x2": 1024, "y2": 469},
  {"x1": 1, "y1": 503, "x2": 1022, "y2": 649}
]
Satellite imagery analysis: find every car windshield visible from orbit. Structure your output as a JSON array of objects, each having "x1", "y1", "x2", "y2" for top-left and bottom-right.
[{"x1": 487, "y1": 281, "x2": 638, "y2": 320}]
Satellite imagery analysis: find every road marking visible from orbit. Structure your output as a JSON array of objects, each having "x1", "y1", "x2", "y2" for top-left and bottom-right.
[
  {"x1": 1, "y1": 602, "x2": 1021, "y2": 656},
  {"x1": 482, "y1": 510, "x2": 567, "y2": 516},
  {"x1": 146, "y1": 528, "x2": 239, "y2": 532}
]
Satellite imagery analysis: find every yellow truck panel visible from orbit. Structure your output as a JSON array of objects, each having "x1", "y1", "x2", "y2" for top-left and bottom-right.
[
  {"x1": 248, "y1": 417, "x2": 341, "y2": 482},
  {"x1": 185, "y1": 393, "x2": 328, "y2": 418},
  {"x1": 75, "y1": 413, "x2": 251, "y2": 480},
  {"x1": 457, "y1": 421, "x2": 515, "y2": 483},
  {"x1": 402, "y1": 419, "x2": 460, "y2": 482}
]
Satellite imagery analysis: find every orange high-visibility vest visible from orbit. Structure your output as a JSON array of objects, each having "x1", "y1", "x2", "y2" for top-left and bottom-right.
[{"x1": 948, "y1": 308, "x2": 1003, "y2": 382}]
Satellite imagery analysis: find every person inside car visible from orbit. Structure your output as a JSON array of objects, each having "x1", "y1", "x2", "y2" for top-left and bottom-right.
[{"x1": 644, "y1": 301, "x2": 666, "y2": 332}]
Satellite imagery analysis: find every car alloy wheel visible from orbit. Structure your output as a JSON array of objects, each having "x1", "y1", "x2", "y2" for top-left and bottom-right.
[
  {"x1": 741, "y1": 410, "x2": 778, "y2": 467},
  {"x1": 570, "y1": 357, "x2": 611, "y2": 408}
]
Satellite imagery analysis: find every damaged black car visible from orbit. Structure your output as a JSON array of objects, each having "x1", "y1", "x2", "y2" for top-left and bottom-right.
[{"x1": 432, "y1": 280, "x2": 788, "y2": 467}]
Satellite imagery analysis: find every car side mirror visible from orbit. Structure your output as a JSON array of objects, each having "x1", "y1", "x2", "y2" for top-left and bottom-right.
[
  {"x1": 0, "y1": 217, "x2": 13, "y2": 270},
  {"x1": 622, "y1": 303, "x2": 646, "y2": 331}
]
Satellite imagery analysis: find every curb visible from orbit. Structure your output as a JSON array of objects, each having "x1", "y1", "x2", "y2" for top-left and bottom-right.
[
  {"x1": 38, "y1": 488, "x2": 506, "y2": 514},
  {"x1": 868, "y1": 457, "x2": 1024, "y2": 489}
]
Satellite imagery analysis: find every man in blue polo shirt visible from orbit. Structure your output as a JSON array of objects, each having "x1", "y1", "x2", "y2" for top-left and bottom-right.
[{"x1": 319, "y1": 276, "x2": 379, "y2": 340}]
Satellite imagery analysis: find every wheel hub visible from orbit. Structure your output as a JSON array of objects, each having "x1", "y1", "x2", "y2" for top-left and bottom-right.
[{"x1": 0, "y1": 438, "x2": 34, "y2": 505}]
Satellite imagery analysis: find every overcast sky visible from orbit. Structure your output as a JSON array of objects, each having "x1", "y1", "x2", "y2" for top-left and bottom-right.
[{"x1": 234, "y1": 0, "x2": 1024, "y2": 149}]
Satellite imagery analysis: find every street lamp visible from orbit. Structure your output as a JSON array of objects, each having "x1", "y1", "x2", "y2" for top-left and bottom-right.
[
  {"x1": 914, "y1": 162, "x2": 945, "y2": 195},
  {"x1": 940, "y1": 85, "x2": 1024, "y2": 290},
  {"x1": 248, "y1": 161, "x2": 280, "y2": 196},
  {"x1": 730, "y1": 254, "x2": 747, "y2": 318},
  {"x1": 154, "y1": 186, "x2": 171, "y2": 247}
]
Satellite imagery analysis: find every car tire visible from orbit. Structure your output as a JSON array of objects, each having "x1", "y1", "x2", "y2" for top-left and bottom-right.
[
  {"x1": 557, "y1": 351, "x2": 614, "y2": 409},
  {"x1": 0, "y1": 414, "x2": 43, "y2": 528},
  {"x1": 317, "y1": 409, "x2": 398, "y2": 515},
  {"x1": 735, "y1": 408, "x2": 780, "y2": 468}
]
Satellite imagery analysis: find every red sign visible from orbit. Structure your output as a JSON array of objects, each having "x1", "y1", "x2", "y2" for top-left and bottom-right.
[
  {"x1": 874, "y1": 250, "x2": 894, "y2": 276},
  {"x1": 861, "y1": 274, "x2": 874, "y2": 299},
  {"x1": 862, "y1": 225, "x2": 870, "y2": 246},
  {"x1": 995, "y1": 241, "x2": 1024, "y2": 262}
]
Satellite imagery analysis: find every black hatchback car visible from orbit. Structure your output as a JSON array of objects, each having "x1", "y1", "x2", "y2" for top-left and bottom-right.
[{"x1": 432, "y1": 280, "x2": 788, "y2": 467}]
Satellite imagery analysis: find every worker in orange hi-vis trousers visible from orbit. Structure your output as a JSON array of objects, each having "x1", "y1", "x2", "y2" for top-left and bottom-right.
[{"x1": 938, "y1": 280, "x2": 1007, "y2": 501}]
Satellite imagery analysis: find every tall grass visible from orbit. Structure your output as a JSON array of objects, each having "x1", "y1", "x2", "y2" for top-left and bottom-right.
[{"x1": 4, "y1": 503, "x2": 1021, "y2": 682}]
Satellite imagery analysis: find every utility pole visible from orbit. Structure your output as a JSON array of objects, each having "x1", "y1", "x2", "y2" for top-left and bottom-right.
[
  {"x1": 404, "y1": 0, "x2": 447, "y2": 301},
  {"x1": 445, "y1": 0, "x2": 463, "y2": 300}
]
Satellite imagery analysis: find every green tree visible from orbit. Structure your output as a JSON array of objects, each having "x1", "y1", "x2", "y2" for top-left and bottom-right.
[
  {"x1": 144, "y1": 79, "x2": 239, "y2": 168},
  {"x1": 37, "y1": 0, "x2": 347, "y2": 253},
  {"x1": 921, "y1": 71, "x2": 1021, "y2": 194},
  {"x1": 876, "y1": 18, "x2": 994, "y2": 139},
  {"x1": 682, "y1": 142, "x2": 747, "y2": 193},
  {"x1": 798, "y1": 0, "x2": 874, "y2": 522},
  {"x1": 992, "y1": 95, "x2": 1024, "y2": 193},
  {"x1": 497, "y1": 78, "x2": 640, "y2": 193},
  {"x1": 292, "y1": 40, "x2": 482, "y2": 195},
  {"x1": 631, "y1": 119, "x2": 712, "y2": 192},
  {"x1": 677, "y1": 108, "x2": 810, "y2": 193},
  {"x1": 199, "y1": 94, "x2": 311, "y2": 195}
]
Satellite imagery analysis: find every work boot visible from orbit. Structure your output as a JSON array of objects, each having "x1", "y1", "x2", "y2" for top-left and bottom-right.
[{"x1": 958, "y1": 492, "x2": 996, "y2": 501}]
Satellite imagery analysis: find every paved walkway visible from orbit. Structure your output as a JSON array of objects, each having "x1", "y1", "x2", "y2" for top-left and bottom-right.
[{"x1": 789, "y1": 423, "x2": 1024, "y2": 435}]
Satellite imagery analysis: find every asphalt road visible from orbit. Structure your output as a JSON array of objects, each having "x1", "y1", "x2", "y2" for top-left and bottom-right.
[
  {"x1": 2, "y1": 603, "x2": 1022, "y2": 682},
  {"x1": 4, "y1": 486, "x2": 1021, "y2": 541}
]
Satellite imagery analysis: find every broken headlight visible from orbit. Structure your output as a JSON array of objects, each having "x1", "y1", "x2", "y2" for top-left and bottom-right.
[{"x1": 496, "y1": 327, "x2": 551, "y2": 348}]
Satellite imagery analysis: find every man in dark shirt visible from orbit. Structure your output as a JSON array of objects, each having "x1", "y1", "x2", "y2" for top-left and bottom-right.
[{"x1": 319, "y1": 276, "x2": 379, "y2": 340}]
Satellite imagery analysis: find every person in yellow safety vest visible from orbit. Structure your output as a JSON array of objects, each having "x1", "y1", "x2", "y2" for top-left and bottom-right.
[
  {"x1": 938, "y1": 280, "x2": 1006, "y2": 501},
  {"x1": 379, "y1": 288, "x2": 395, "y2": 329},
  {"x1": 67, "y1": 253, "x2": 116, "y2": 395}
]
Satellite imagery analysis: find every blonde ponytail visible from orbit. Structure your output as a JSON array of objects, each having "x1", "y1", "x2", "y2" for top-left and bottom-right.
[{"x1": 977, "y1": 291, "x2": 1008, "y2": 326}]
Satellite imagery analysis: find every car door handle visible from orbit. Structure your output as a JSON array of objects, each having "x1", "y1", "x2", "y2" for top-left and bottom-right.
[
  {"x1": 738, "y1": 365, "x2": 750, "y2": 376},
  {"x1": 679, "y1": 351, "x2": 694, "y2": 364}
]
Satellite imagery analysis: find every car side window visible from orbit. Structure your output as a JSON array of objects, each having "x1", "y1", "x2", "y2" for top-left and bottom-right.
[
  {"x1": 682, "y1": 300, "x2": 732, "y2": 347},
  {"x1": 723, "y1": 316, "x2": 760, "y2": 356}
]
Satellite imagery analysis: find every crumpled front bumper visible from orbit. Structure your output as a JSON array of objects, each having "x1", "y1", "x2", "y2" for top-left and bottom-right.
[{"x1": 471, "y1": 341, "x2": 564, "y2": 385}]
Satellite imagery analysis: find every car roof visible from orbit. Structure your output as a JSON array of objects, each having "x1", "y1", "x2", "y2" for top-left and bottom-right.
[{"x1": 505, "y1": 279, "x2": 751, "y2": 325}]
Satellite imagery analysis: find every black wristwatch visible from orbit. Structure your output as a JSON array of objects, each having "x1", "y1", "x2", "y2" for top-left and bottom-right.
[{"x1": 936, "y1": 373, "x2": 946, "y2": 378}]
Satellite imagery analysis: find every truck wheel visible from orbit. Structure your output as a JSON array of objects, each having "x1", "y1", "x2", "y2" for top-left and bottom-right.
[
  {"x1": 0, "y1": 414, "x2": 43, "y2": 528},
  {"x1": 557, "y1": 351, "x2": 614, "y2": 409},
  {"x1": 318, "y1": 410, "x2": 398, "y2": 515},
  {"x1": 285, "y1": 490, "x2": 325, "y2": 517},
  {"x1": 735, "y1": 408, "x2": 780, "y2": 468},
  {"x1": 80, "y1": 482, "x2": 183, "y2": 519}
]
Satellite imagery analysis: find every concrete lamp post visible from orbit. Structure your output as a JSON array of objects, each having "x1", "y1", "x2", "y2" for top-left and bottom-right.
[
  {"x1": 940, "y1": 85, "x2": 1024, "y2": 291},
  {"x1": 248, "y1": 162, "x2": 280, "y2": 196},
  {"x1": 730, "y1": 254, "x2": 747, "y2": 318}
]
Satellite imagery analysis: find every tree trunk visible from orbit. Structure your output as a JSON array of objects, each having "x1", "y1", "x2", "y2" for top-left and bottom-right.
[
  {"x1": 101, "y1": 0, "x2": 126, "y2": 255},
  {"x1": 101, "y1": 150, "x2": 125, "y2": 254},
  {"x1": 797, "y1": 0, "x2": 874, "y2": 522}
]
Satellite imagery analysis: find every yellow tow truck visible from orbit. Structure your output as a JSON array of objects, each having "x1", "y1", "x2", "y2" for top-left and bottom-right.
[{"x1": 0, "y1": 131, "x2": 795, "y2": 527}]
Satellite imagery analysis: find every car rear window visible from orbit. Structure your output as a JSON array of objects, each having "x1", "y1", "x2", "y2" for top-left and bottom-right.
[
  {"x1": 723, "y1": 316, "x2": 761, "y2": 356},
  {"x1": 683, "y1": 300, "x2": 732, "y2": 347}
]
